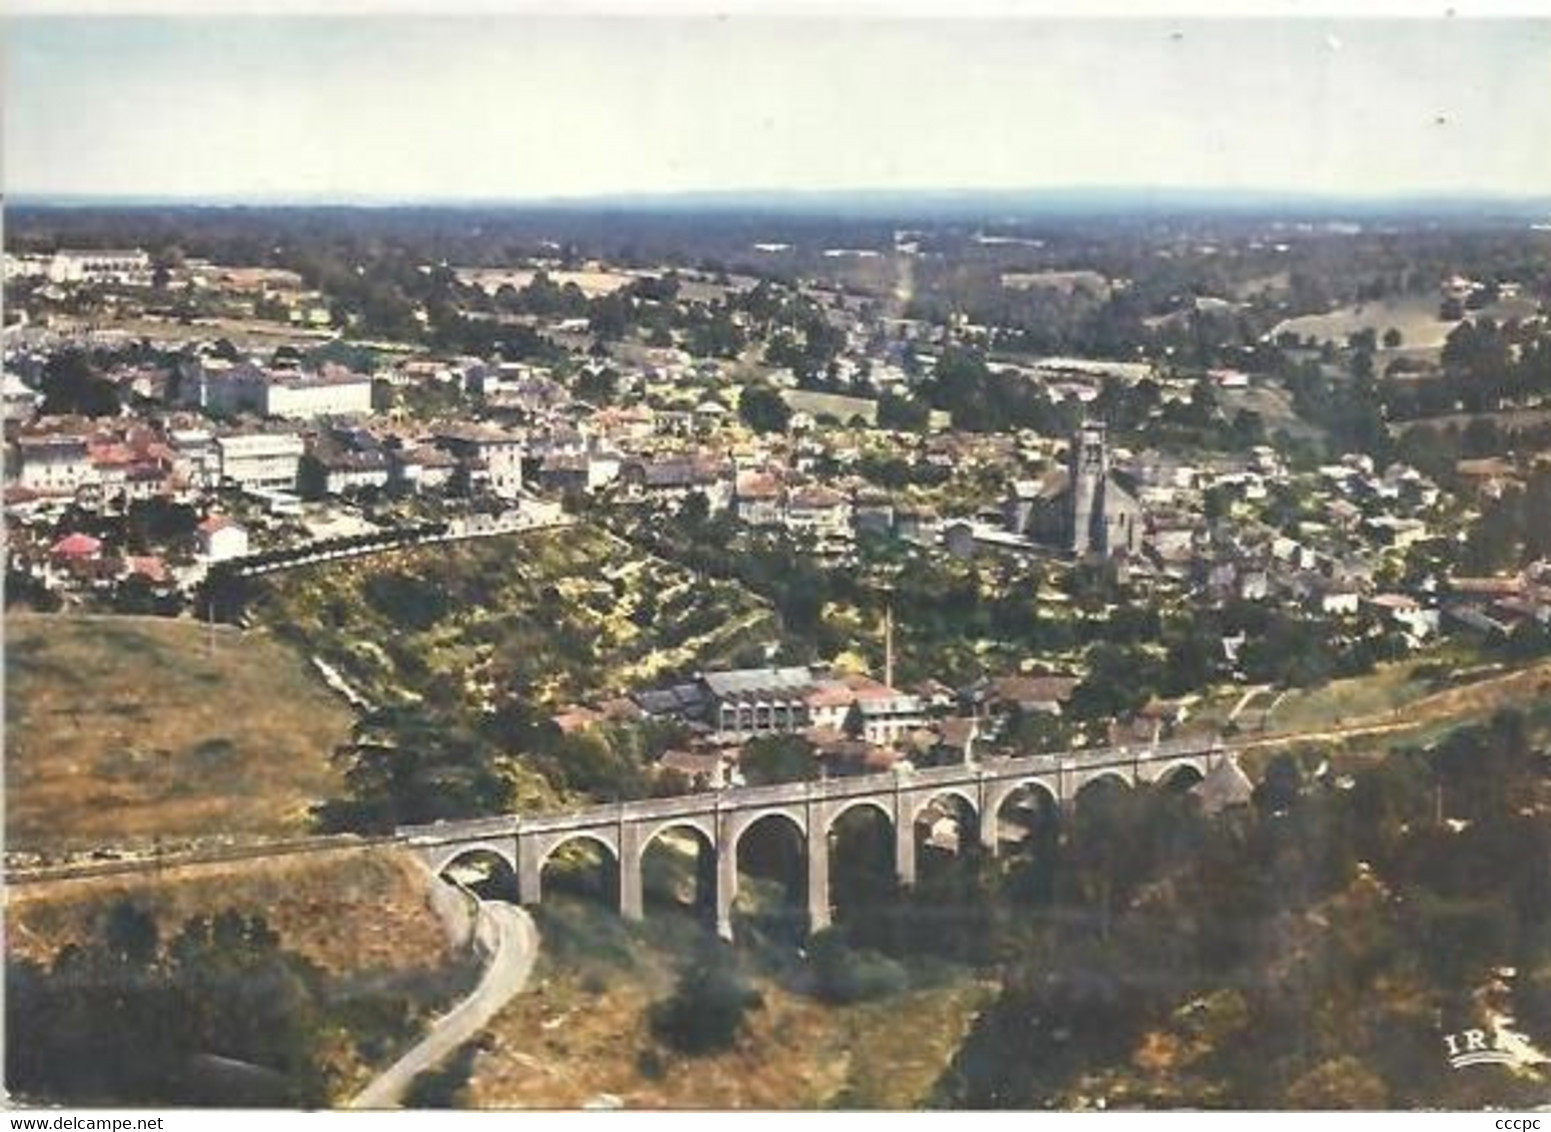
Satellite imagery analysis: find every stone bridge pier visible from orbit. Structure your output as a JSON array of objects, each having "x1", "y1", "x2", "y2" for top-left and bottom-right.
[{"x1": 406, "y1": 740, "x2": 1228, "y2": 942}]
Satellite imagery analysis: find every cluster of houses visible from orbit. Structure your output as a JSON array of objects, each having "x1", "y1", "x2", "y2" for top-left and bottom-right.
[
  {"x1": 570, "y1": 660, "x2": 1227, "y2": 803},
  {"x1": 4, "y1": 409, "x2": 531, "y2": 506},
  {"x1": 923, "y1": 424, "x2": 1478, "y2": 647},
  {"x1": 0, "y1": 334, "x2": 1502, "y2": 654},
  {"x1": 9, "y1": 509, "x2": 249, "y2": 602},
  {"x1": 1445, "y1": 565, "x2": 1551, "y2": 638},
  {"x1": 6, "y1": 243, "x2": 1547, "y2": 691}
]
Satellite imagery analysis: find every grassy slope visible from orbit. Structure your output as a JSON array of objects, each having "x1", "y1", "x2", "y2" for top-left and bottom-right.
[
  {"x1": 458, "y1": 896, "x2": 991, "y2": 1110},
  {"x1": 7, "y1": 848, "x2": 449, "y2": 974},
  {"x1": 5, "y1": 613, "x2": 355, "y2": 857}
]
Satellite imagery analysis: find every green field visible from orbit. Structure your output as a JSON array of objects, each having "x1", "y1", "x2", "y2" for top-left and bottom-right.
[{"x1": 5, "y1": 613, "x2": 355, "y2": 857}]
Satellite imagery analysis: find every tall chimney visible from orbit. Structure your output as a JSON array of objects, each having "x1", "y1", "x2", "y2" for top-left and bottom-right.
[{"x1": 883, "y1": 596, "x2": 895, "y2": 690}]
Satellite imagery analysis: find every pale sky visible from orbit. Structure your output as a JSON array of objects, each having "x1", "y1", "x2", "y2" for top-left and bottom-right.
[{"x1": 6, "y1": 15, "x2": 1551, "y2": 202}]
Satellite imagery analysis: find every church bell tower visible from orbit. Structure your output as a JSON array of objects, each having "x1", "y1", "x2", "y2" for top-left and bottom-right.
[{"x1": 1069, "y1": 420, "x2": 1108, "y2": 555}]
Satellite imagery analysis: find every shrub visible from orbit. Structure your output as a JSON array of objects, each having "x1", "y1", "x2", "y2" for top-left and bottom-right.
[
  {"x1": 807, "y1": 930, "x2": 910, "y2": 1004},
  {"x1": 650, "y1": 941, "x2": 762, "y2": 1055}
]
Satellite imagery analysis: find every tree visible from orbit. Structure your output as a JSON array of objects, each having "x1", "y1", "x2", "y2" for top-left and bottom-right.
[
  {"x1": 877, "y1": 392, "x2": 929, "y2": 431},
  {"x1": 40, "y1": 350, "x2": 121, "y2": 418},
  {"x1": 1070, "y1": 644, "x2": 1158, "y2": 720},
  {"x1": 574, "y1": 366, "x2": 618, "y2": 405},
  {"x1": 1285, "y1": 1056, "x2": 1391, "y2": 1108},
  {"x1": 841, "y1": 699, "x2": 866, "y2": 740},
  {"x1": 738, "y1": 385, "x2": 791, "y2": 434},
  {"x1": 807, "y1": 930, "x2": 908, "y2": 1004},
  {"x1": 740, "y1": 734, "x2": 817, "y2": 786},
  {"x1": 651, "y1": 941, "x2": 762, "y2": 1054},
  {"x1": 9, "y1": 903, "x2": 336, "y2": 1105},
  {"x1": 104, "y1": 901, "x2": 160, "y2": 969},
  {"x1": 1254, "y1": 753, "x2": 1304, "y2": 815},
  {"x1": 545, "y1": 730, "x2": 646, "y2": 801},
  {"x1": 1382, "y1": 327, "x2": 1403, "y2": 349},
  {"x1": 678, "y1": 490, "x2": 710, "y2": 527}
]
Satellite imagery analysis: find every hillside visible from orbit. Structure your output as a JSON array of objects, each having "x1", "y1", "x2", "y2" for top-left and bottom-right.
[
  {"x1": 442, "y1": 896, "x2": 992, "y2": 1110},
  {"x1": 246, "y1": 525, "x2": 776, "y2": 712},
  {"x1": 5, "y1": 613, "x2": 354, "y2": 860},
  {"x1": 7, "y1": 847, "x2": 478, "y2": 1103}
]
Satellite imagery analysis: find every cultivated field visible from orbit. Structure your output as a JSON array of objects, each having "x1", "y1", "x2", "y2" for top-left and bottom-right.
[
  {"x1": 1271, "y1": 294, "x2": 1541, "y2": 359},
  {"x1": 1272, "y1": 295, "x2": 1457, "y2": 352},
  {"x1": 5, "y1": 614, "x2": 355, "y2": 857},
  {"x1": 61, "y1": 315, "x2": 342, "y2": 350},
  {"x1": 453, "y1": 268, "x2": 636, "y2": 298},
  {"x1": 1391, "y1": 407, "x2": 1551, "y2": 436},
  {"x1": 1000, "y1": 269, "x2": 1113, "y2": 297},
  {"x1": 1259, "y1": 653, "x2": 1551, "y2": 738}
]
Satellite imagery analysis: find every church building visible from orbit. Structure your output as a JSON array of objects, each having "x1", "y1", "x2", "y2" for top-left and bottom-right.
[{"x1": 1005, "y1": 421, "x2": 1144, "y2": 558}]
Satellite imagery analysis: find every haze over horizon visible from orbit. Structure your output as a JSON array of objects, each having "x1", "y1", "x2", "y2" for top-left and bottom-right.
[{"x1": 7, "y1": 17, "x2": 1551, "y2": 206}]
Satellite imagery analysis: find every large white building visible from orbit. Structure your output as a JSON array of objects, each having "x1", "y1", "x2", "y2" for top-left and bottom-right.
[
  {"x1": 46, "y1": 249, "x2": 153, "y2": 286},
  {"x1": 186, "y1": 363, "x2": 373, "y2": 421},
  {"x1": 638, "y1": 667, "x2": 927, "y2": 746},
  {"x1": 263, "y1": 371, "x2": 374, "y2": 420},
  {"x1": 216, "y1": 432, "x2": 305, "y2": 491},
  {"x1": 12, "y1": 434, "x2": 93, "y2": 494}
]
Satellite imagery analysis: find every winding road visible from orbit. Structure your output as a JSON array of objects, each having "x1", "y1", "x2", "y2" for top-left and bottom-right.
[{"x1": 350, "y1": 900, "x2": 539, "y2": 1109}]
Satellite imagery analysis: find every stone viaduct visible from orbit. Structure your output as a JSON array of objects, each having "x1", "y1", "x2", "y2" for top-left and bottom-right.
[{"x1": 401, "y1": 737, "x2": 1231, "y2": 940}]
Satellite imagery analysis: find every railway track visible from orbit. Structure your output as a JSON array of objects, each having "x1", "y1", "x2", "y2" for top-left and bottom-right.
[
  {"x1": 13, "y1": 664, "x2": 1539, "y2": 891},
  {"x1": 6, "y1": 831, "x2": 395, "y2": 887}
]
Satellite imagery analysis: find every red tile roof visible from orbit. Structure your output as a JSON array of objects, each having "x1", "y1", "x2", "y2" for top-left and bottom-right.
[
  {"x1": 123, "y1": 556, "x2": 169, "y2": 584},
  {"x1": 735, "y1": 471, "x2": 783, "y2": 499},
  {"x1": 51, "y1": 532, "x2": 103, "y2": 558}
]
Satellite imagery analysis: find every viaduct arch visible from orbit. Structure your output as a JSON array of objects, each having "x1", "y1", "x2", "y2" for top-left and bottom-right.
[{"x1": 404, "y1": 739, "x2": 1235, "y2": 940}]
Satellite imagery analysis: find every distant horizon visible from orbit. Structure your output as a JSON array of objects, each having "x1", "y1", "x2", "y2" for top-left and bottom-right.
[{"x1": 11, "y1": 183, "x2": 1551, "y2": 217}]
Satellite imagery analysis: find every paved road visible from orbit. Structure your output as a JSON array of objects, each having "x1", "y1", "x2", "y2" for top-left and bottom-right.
[{"x1": 350, "y1": 900, "x2": 538, "y2": 1109}]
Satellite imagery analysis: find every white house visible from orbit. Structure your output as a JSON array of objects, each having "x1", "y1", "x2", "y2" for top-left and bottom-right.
[
  {"x1": 784, "y1": 485, "x2": 852, "y2": 539},
  {"x1": 2, "y1": 373, "x2": 42, "y2": 421},
  {"x1": 197, "y1": 515, "x2": 249, "y2": 561}
]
